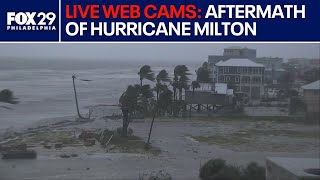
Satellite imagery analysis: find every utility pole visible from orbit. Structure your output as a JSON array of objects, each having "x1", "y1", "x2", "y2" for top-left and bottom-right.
[{"x1": 72, "y1": 75, "x2": 84, "y2": 119}]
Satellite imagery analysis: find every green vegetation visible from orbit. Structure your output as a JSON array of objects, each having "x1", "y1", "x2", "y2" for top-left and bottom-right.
[
  {"x1": 199, "y1": 159, "x2": 265, "y2": 180},
  {"x1": 139, "y1": 170, "x2": 172, "y2": 180},
  {"x1": 196, "y1": 62, "x2": 212, "y2": 83},
  {"x1": 120, "y1": 64, "x2": 198, "y2": 139},
  {"x1": 0, "y1": 89, "x2": 18, "y2": 109},
  {"x1": 193, "y1": 134, "x2": 251, "y2": 146}
]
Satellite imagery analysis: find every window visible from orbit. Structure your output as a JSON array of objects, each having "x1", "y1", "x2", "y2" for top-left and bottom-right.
[
  {"x1": 225, "y1": 76, "x2": 230, "y2": 82},
  {"x1": 235, "y1": 76, "x2": 240, "y2": 82},
  {"x1": 237, "y1": 68, "x2": 241, "y2": 73},
  {"x1": 253, "y1": 77, "x2": 261, "y2": 84},
  {"x1": 224, "y1": 67, "x2": 229, "y2": 73},
  {"x1": 218, "y1": 76, "x2": 224, "y2": 82},
  {"x1": 242, "y1": 76, "x2": 250, "y2": 83}
]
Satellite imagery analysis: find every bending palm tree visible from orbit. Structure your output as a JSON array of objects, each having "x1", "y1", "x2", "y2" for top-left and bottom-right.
[
  {"x1": 119, "y1": 85, "x2": 140, "y2": 137},
  {"x1": 146, "y1": 70, "x2": 170, "y2": 148},
  {"x1": 174, "y1": 65, "x2": 191, "y2": 101},
  {"x1": 138, "y1": 65, "x2": 155, "y2": 87},
  {"x1": 190, "y1": 81, "x2": 200, "y2": 116},
  {"x1": 155, "y1": 70, "x2": 170, "y2": 100}
]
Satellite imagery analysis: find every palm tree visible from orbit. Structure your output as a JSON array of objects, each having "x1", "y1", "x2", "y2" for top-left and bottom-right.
[
  {"x1": 174, "y1": 65, "x2": 191, "y2": 101},
  {"x1": 139, "y1": 84, "x2": 154, "y2": 115},
  {"x1": 172, "y1": 76, "x2": 179, "y2": 101},
  {"x1": 191, "y1": 81, "x2": 200, "y2": 94},
  {"x1": 156, "y1": 70, "x2": 171, "y2": 83},
  {"x1": 119, "y1": 85, "x2": 140, "y2": 137},
  {"x1": 178, "y1": 75, "x2": 190, "y2": 101},
  {"x1": 155, "y1": 70, "x2": 170, "y2": 101},
  {"x1": 146, "y1": 70, "x2": 171, "y2": 149},
  {"x1": 138, "y1": 65, "x2": 155, "y2": 87},
  {"x1": 190, "y1": 81, "x2": 200, "y2": 116},
  {"x1": 0, "y1": 89, "x2": 18, "y2": 109},
  {"x1": 158, "y1": 88, "x2": 173, "y2": 115}
]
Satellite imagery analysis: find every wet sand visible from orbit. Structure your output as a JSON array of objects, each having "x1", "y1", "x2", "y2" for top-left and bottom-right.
[{"x1": 0, "y1": 116, "x2": 319, "y2": 180}]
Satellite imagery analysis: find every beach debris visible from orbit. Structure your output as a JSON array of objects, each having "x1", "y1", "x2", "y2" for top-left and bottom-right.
[
  {"x1": 54, "y1": 143, "x2": 63, "y2": 149},
  {"x1": 0, "y1": 143, "x2": 27, "y2": 152},
  {"x1": 79, "y1": 130, "x2": 97, "y2": 146},
  {"x1": 96, "y1": 129, "x2": 114, "y2": 146},
  {"x1": 2, "y1": 150, "x2": 37, "y2": 159},
  {"x1": 60, "y1": 154, "x2": 71, "y2": 158},
  {"x1": 44, "y1": 145, "x2": 52, "y2": 149},
  {"x1": 59, "y1": 153, "x2": 78, "y2": 158},
  {"x1": 79, "y1": 130, "x2": 96, "y2": 141},
  {"x1": 84, "y1": 139, "x2": 96, "y2": 146},
  {"x1": 71, "y1": 153, "x2": 78, "y2": 157}
]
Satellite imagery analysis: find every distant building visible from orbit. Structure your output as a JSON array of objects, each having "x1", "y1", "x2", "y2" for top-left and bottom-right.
[
  {"x1": 208, "y1": 47, "x2": 284, "y2": 85},
  {"x1": 302, "y1": 80, "x2": 320, "y2": 120},
  {"x1": 253, "y1": 57, "x2": 283, "y2": 69},
  {"x1": 288, "y1": 58, "x2": 320, "y2": 76},
  {"x1": 214, "y1": 58, "x2": 265, "y2": 99},
  {"x1": 264, "y1": 68, "x2": 286, "y2": 84},
  {"x1": 223, "y1": 46, "x2": 257, "y2": 58}
]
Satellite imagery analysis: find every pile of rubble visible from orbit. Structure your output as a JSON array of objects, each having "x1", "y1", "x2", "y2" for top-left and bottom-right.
[{"x1": 0, "y1": 143, "x2": 36, "y2": 159}]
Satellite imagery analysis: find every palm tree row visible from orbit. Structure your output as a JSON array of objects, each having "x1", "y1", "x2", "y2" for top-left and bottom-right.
[
  {"x1": 119, "y1": 62, "x2": 211, "y2": 139},
  {"x1": 119, "y1": 65, "x2": 193, "y2": 137}
]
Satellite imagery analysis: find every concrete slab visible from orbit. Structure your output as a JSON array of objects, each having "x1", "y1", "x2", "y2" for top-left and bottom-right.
[{"x1": 266, "y1": 157, "x2": 320, "y2": 180}]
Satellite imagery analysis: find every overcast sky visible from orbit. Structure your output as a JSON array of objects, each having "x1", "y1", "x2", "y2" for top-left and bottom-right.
[{"x1": 0, "y1": 43, "x2": 319, "y2": 61}]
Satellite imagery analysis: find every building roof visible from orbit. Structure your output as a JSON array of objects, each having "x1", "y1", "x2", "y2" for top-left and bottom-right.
[
  {"x1": 302, "y1": 80, "x2": 320, "y2": 90},
  {"x1": 265, "y1": 68, "x2": 286, "y2": 72},
  {"x1": 215, "y1": 58, "x2": 265, "y2": 67},
  {"x1": 225, "y1": 46, "x2": 243, "y2": 49}
]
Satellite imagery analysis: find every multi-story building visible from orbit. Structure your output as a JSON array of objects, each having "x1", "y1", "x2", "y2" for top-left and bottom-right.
[
  {"x1": 214, "y1": 58, "x2": 265, "y2": 99},
  {"x1": 302, "y1": 80, "x2": 320, "y2": 120},
  {"x1": 208, "y1": 47, "x2": 284, "y2": 85}
]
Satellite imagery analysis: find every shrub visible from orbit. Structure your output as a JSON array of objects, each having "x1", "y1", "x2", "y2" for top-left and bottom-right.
[
  {"x1": 199, "y1": 159, "x2": 226, "y2": 180},
  {"x1": 199, "y1": 159, "x2": 265, "y2": 180},
  {"x1": 241, "y1": 162, "x2": 265, "y2": 180},
  {"x1": 139, "y1": 170, "x2": 172, "y2": 180}
]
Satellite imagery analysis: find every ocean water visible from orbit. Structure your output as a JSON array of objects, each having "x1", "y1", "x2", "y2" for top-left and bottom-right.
[{"x1": 0, "y1": 59, "x2": 199, "y2": 130}]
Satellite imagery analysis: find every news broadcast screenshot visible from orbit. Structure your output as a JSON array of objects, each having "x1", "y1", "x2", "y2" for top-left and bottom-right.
[{"x1": 0, "y1": 0, "x2": 319, "y2": 180}]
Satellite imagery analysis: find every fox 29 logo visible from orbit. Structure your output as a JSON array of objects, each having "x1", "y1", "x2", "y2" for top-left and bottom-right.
[{"x1": 7, "y1": 12, "x2": 57, "y2": 31}]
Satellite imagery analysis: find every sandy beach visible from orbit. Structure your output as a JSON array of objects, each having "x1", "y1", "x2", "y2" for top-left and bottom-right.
[{"x1": 1, "y1": 112, "x2": 319, "y2": 180}]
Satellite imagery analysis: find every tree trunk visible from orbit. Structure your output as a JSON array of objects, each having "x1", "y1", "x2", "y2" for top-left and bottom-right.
[
  {"x1": 122, "y1": 110, "x2": 129, "y2": 137},
  {"x1": 73, "y1": 77, "x2": 83, "y2": 119},
  {"x1": 179, "y1": 88, "x2": 183, "y2": 101},
  {"x1": 140, "y1": 79, "x2": 143, "y2": 87},
  {"x1": 190, "y1": 90, "x2": 195, "y2": 117},
  {"x1": 146, "y1": 106, "x2": 157, "y2": 149},
  {"x1": 156, "y1": 90, "x2": 159, "y2": 101}
]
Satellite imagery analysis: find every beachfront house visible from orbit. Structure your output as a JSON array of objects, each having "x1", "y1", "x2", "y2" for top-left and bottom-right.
[
  {"x1": 302, "y1": 80, "x2": 320, "y2": 120},
  {"x1": 213, "y1": 58, "x2": 265, "y2": 99}
]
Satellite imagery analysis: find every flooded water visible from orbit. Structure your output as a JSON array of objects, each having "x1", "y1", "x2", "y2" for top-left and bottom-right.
[{"x1": 0, "y1": 58, "x2": 199, "y2": 129}]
